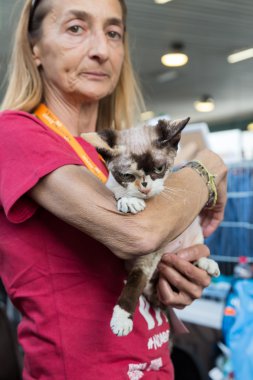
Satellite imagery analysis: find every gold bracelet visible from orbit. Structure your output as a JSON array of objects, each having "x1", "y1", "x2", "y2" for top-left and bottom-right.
[{"x1": 181, "y1": 160, "x2": 218, "y2": 209}]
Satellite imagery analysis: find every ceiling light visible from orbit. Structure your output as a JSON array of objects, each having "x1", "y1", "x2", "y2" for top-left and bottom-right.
[
  {"x1": 194, "y1": 95, "x2": 215, "y2": 113},
  {"x1": 227, "y1": 48, "x2": 253, "y2": 64},
  {"x1": 154, "y1": 0, "x2": 173, "y2": 3},
  {"x1": 161, "y1": 42, "x2": 189, "y2": 67}
]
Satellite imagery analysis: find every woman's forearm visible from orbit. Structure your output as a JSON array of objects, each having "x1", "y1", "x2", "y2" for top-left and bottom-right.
[
  {"x1": 29, "y1": 149, "x2": 226, "y2": 259},
  {"x1": 29, "y1": 165, "x2": 152, "y2": 259}
]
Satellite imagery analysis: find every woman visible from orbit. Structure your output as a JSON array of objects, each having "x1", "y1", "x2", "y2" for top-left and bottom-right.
[{"x1": 0, "y1": 0, "x2": 227, "y2": 379}]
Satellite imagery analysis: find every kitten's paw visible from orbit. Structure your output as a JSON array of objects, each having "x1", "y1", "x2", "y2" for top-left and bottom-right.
[
  {"x1": 195, "y1": 257, "x2": 220, "y2": 277},
  {"x1": 110, "y1": 305, "x2": 133, "y2": 336},
  {"x1": 117, "y1": 197, "x2": 146, "y2": 214}
]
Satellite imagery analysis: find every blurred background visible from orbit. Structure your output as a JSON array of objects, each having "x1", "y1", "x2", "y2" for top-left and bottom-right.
[
  {"x1": 0, "y1": 1, "x2": 253, "y2": 380},
  {"x1": 1, "y1": 0, "x2": 253, "y2": 128}
]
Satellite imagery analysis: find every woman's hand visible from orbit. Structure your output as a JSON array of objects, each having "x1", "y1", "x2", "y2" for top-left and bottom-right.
[{"x1": 157, "y1": 244, "x2": 211, "y2": 309}]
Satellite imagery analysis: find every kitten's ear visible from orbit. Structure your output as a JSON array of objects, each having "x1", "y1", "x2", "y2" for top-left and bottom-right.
[
  {"x1": 81, "y1": 130, "x2": 118, "y2": 161},
  {"x1": 169, "y1": 117, "x2": 190, "y2": 148},
  {"x1": 156, "y1": 117, "x2": 190, "y2": 149}
]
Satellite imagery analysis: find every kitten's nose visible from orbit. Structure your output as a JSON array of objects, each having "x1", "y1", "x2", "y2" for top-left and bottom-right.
[{"x1": 142, "y1": 182, "x2": 148, "y2": 188}]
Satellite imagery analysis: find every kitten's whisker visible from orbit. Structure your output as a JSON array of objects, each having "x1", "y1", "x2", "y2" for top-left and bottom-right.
[
  {"x1": 163, "y1": 187, "x2": 180, "y2": 194},
  {"x1": 162, "y1": 187, "x2": 205, "y2": 207},
  {"x1": 160, "y1": 191, "x2": 179, "y2": 202},
  {"x1": 163, "y1": 186, "x2": 187, "y2": 194},
  {"x1": 163, "y1": 186, "x2": 200, "y2": 197},
  {"x1": 162, "y1": 188, "x2": 185, "y2": 198},
  {"x1": 160, "y1": 193, "x2": 174, "y2": 201},
  {"x1": 161, "y1": 193, "x2": 180, "y2": 201}
]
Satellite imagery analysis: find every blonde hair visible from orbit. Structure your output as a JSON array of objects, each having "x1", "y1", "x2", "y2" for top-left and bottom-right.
[{"x1": 1, "y1": 0, "x2": 145, "y2": 130}]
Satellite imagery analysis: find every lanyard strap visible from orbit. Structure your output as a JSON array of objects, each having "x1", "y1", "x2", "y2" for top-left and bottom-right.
[{"x1": 34, "y1": 103, "x2": 107, "y2": 184}]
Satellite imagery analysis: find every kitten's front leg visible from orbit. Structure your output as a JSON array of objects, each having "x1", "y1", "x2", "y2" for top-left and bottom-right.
[
  {"x1": 117, "y1": 197, "x2": 146, "y2": 214},
  {"x1": 195, "y1": 257, "x2": 220, "y2": 277}
]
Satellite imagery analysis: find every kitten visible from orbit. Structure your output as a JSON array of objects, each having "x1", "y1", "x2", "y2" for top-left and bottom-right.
[{"x1": 82, "y1": 118, "x2": 220, "y2": 336}]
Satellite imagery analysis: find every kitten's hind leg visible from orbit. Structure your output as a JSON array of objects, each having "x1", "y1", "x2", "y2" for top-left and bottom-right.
[{"x1": 110, "y1": 268, "x2": 148, "y2": 336}]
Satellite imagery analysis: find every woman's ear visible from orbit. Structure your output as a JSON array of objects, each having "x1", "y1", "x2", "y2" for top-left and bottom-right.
[{"x1": 31, "y1": 44, "x2": 42, "y2": 67}]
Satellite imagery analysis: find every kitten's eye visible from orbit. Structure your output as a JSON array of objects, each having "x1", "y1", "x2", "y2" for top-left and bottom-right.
[
  {"x1": 154, "y1": 165, "x2": 166, "y2": 174},
  {"x1": 121, "y1": 173, "x2": 135, "y2": 181}
]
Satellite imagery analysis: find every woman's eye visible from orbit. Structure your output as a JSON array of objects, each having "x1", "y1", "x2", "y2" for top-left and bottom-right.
[
  {"x1": 121, "y1": 173, "x2": 135, "y2": 181},
  {"x1": 68, "y1": 25, "x2": 83, "y2": 34},
  {"x1": 154, "y1": 165, "x2": 166, "y2": 174},
  {"x1": 107, "y1": 30, "x2": 122, "y2": 40}
]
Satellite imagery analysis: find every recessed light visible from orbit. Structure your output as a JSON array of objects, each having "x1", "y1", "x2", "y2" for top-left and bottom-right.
[
  {"x1": 161, "y1": 53, "x2": 188, "y2": 67},
  {"x1": 194, "y1": 96, "x2": 215, "y2": 113},
  {"x1": 161, "y1": 42, "x2": 189, "y2": 67}
]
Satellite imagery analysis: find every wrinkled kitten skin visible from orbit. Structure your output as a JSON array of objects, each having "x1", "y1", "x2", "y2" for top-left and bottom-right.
[
  {"x1": 81, "y1": 118, "x2": 220, "y2": 337},
  {"x1": 87, "y1": 118, "x2": 190, "y2": 203}
]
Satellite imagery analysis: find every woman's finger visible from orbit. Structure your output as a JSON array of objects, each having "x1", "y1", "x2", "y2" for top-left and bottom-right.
[
  {"x1": 157, "y1": 277, "x2": 194, "y2": 308},
  {"x1": 162, "y1": 244, "x2": 210, "y2": 264},
  {"x1": 159, "y1": 253, "x2": 211, "y2": 287},
  {"x1": 158, "y1": 262, "x2": 210, "y2": 296}
]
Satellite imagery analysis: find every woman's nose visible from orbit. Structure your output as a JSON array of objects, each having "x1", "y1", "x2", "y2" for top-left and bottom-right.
[{"x1": 88, "y1": 31, "x2": 109, "y2": 62}]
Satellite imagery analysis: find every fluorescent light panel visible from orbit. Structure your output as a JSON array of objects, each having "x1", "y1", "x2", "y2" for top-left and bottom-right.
[{"x1": 227, "y1": 48, "x2": 253, "y2": 64}]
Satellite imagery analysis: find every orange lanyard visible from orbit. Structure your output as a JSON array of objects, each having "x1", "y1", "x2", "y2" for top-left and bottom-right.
[{"x1": 34, "y1": 103, "x2": 107, "y2": 184}]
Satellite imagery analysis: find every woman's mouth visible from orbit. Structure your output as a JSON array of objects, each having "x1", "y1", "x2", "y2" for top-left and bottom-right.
[{"x1": 82, "y1": 72, "x2": 109, "y2": 79}]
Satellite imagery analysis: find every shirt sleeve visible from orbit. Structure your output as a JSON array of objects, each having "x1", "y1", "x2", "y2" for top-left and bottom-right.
[{"x1": 0, "y1": 111, "x2": 85, "y2": 223}]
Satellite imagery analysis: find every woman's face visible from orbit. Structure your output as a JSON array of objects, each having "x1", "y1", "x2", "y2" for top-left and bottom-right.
[{"x1": 33, "y1": 0, "x2": 125, "y2": 103}]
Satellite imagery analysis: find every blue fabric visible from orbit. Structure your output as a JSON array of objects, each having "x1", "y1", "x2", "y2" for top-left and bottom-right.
[
  {"x1": 205, "y1": 165, "x2": 253, "y2": 379},
  {"x1": 205, "y1": 165, "x2": 253, "y2": 259},
  {"x1": 227, "y1": 279, "x2": 253, "y2": 380}
]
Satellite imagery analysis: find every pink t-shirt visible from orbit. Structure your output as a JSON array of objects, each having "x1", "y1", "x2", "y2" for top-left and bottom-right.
[{"x1": 0, "y1": 111, "x2": 174, "y2": 380}]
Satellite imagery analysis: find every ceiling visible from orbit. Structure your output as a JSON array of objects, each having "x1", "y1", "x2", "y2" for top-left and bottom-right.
[{"x1": 1, "y1": 0, "x2": 253, "y2": 126}]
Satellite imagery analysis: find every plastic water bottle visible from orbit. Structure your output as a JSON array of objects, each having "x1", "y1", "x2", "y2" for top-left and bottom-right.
[{"x1": 233, "y1": 256, "x2": 252, "y2": 279}]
